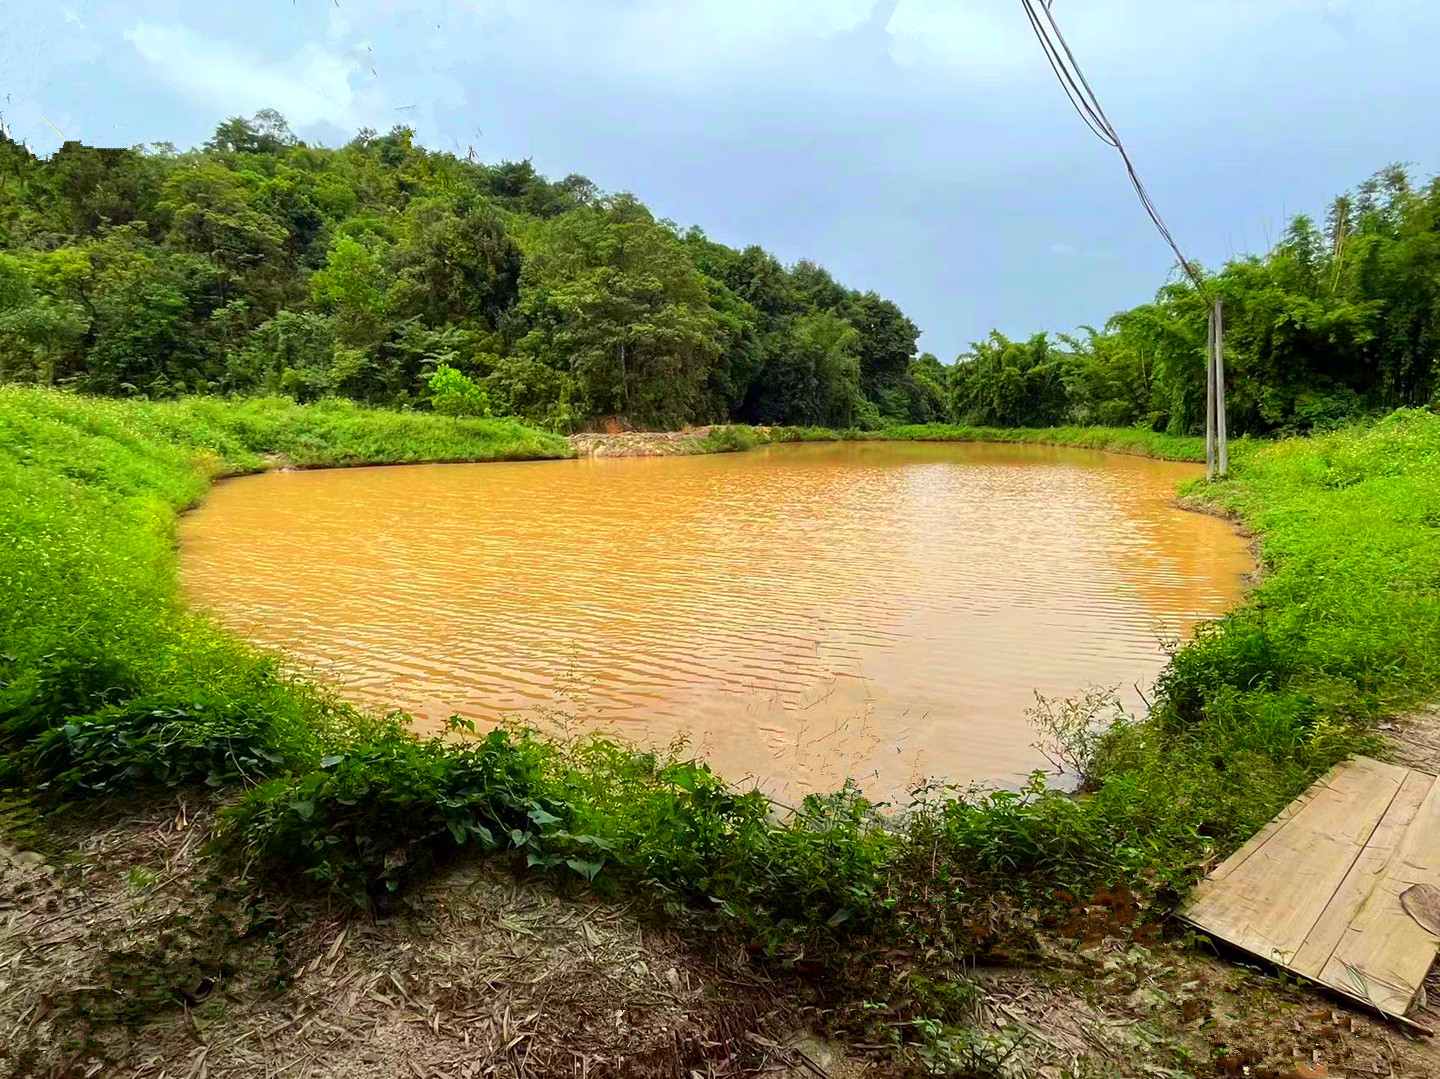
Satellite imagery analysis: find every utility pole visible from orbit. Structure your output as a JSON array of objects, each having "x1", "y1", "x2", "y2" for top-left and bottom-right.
[
  {"x1": 1214, "y1": 300, "x2": 1228, "y2": 478},
  {"x1": 1206, "y1": 308, "x2": 1216, "y2": 478},
  {"x1": 1206, "y1": 300, "x2": 1228, "y2": 480}
]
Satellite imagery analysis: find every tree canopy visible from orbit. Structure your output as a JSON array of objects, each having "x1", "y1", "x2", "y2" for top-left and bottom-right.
[
  {"x1": 0, "y1": 112, "x2": 935, "y2": 430},
  {"x1": 4, "y1": 113, "x2": 1436, "y2": 437},
  {"x1": 950, "y1": 164, "x2": 1440, "y2": 436}
]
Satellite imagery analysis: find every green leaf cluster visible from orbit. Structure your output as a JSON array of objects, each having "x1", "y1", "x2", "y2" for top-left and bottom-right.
[
  {"x1": 427, "y1": 363, "x2": 491, "y2": 417},
  {"x1": 217, "y1": 728, "x2": 579, "y2": 904}
]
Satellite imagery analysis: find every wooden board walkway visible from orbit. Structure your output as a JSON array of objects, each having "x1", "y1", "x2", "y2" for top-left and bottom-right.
[{"x1": 1180, "y1": 757, "x2": 1440, "y2": 1028}]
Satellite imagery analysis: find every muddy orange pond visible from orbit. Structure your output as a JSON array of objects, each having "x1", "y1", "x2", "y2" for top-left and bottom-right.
[{"x1": 179, "y1": 442, "x2": 1251, "y2": 800}]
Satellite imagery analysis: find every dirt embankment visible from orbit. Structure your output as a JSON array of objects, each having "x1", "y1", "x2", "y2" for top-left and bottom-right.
[{"x1": 569, "y1": 429, "x2": 724, "y2": 458}]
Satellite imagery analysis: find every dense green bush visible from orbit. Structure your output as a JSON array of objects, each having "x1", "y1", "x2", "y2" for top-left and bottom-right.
[
  {"x1": 948, "y1": 169, "x2": 1440, "y2": 437},
  {"x1": 690, "y1": 424, "x2": 759, "y2": 453},
  {"x1": 553, "y1": 741, "x2": 892, "y2": 941},
  {"x1": 8, "y1": 114, "x2": 1439, "y2": 442},
  {"x1": 427, "y1": 362, "x2": 492, "y2": 417},
  {"x1": 219, "y1": 727, "x2": 893, "y2": 937},
  {"x1": 28, "y1": 695, "x2": 290, "y2": 795},
  {"x1": 0, "y1": 115, "x2": 936, "y2": 431}
]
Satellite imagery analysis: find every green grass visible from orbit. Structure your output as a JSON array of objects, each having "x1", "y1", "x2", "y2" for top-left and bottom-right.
[
  {"x1": 0, "y1": 388, "x2": 570, "y2": 792},
  {"x1": 88, "y1": 393, "x2": 573, "y2": 470},
  {"x1": 881, "y1": 423, "x2": 1221, "y2": 462},
  {"x1": 687, "y1": 422, "x2": 1225, "y2": 463},
  {"x1": 1166, "y1": 408, "x2": 1440, "y2": 740}
]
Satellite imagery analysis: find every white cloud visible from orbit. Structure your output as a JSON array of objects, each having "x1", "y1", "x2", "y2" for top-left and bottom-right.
[
  {"x1": 649, "y1": 0, "x2": 878, "y2": 46},
  {"x1": 124, "y1": 23, "x2": 365, "y2": 129},
  {"x1": 499, "y1": 0, "x2": 876, "y2": 48}
]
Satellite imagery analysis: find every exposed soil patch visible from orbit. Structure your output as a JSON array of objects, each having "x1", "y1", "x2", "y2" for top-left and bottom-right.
[
  {"x1": 570, "y1": 428, "x2": 739, "y2": 458},
  {"x1": 948, "y1": 938, "x2": 1440, "y2": 1079},
  {"x1": 1385, "y1": 703, "x2": 1440, "y2": 776},
  {"x1": 0, "y1": 796, "x2": 850, "y2": 1079}
]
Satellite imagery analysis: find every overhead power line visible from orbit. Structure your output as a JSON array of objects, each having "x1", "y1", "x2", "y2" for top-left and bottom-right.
[{"x1": 1019, "y1": 0, "x2": 1208, "y2": 295}]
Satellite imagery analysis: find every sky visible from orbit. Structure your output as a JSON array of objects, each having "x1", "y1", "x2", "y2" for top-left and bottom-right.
[{"x1": 3, "y1": 0, "x2": 1438, "y2": 360}]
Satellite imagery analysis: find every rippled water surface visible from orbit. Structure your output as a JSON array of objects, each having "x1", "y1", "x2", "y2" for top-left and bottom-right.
[{"x1": 179, "y1": 442, "x2": 1250, "y2": 798}]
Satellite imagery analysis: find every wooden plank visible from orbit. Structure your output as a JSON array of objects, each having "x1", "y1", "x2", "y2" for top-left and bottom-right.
[
  {"x1": 1193, "y1": 761, "x2": 1342, "y2": 889},
  {"x1": 1182, "y1": 758, "x2": 1407, "y2": 968},
  {"x1": 1317, "y1": 772, "x2": 1440, "y2": 1017},
  {"x1": 1289, "y1": 769, "x2": 1434, "y2": 978}
]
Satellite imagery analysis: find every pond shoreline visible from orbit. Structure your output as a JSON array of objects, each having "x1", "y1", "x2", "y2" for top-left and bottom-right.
[
  {"x1": 6, "y1": 389, "x2": 1440, "y2": 1076},
  {"x1": 182, "y1": 436, "x2": 1246, "y2": 797},
  {"x1": 567, "y1": 423, "x2": 1219, "y2": 463}
]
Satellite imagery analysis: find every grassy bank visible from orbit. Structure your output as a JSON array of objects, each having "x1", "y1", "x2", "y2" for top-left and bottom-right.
[
  {"x1": 0, "y1": 389, "x2": 571, "y2": 794},
  {"x1": 881, "y1": 422, "x2": 1218, "y2": 462},
  {"x1": 6, "y1": 389, "x2": 1440, "y2": 1069}
]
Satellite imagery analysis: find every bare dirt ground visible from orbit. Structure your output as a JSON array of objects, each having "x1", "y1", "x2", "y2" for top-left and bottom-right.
[
  {"x1": 0, "y1": 796, "x2": 857, "y2": 1079},
  {"x1": 956, "y1": 940, "x2": 1440, "y2": 1079},
  {"x1": 569, "y1": 429, "x2": 727, "y2": 459},
  {"x1": 1383, "y1": 704, "x2": 1440, "y2": 776},
  {"x1": 5, "y1": 701, "x2": 1440, "y2": 1078}
]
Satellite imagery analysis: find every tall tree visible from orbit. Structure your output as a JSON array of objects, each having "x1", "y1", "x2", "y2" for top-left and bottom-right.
[{"x1": 512, "y1": 197, "x2": 719, "y2": 427}]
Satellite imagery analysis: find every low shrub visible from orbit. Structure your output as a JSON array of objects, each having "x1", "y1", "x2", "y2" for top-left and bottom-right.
[
  {"x1": 217, "y1": 724, "x2": 895, "y2": 940},
  {"x1": 216, "y1": 727, "x2": 589, "y2": 905},
  {"x1": 24, "y1": 684, "x2": 308, "y2": 796},
  {"x1": 428, "y1": 363, "x2": 492, "y2": 418},
  {"x1": 554, "y1": 740, "x2": 893, "y2": 941},
  {"x1": 692, "y1": 424, "x2": 759, "y2": 454}
]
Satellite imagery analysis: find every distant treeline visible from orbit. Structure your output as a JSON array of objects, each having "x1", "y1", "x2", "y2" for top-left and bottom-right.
[
  {"x1": 954, "y1": 164, "x2": 1440, "y2": 436},
  {"x1": 2, "y1": 112, "x2": 1436, "y2": 435},
  {"x1": 0, "y1": 110, "x2": 934, "y2": 431}
]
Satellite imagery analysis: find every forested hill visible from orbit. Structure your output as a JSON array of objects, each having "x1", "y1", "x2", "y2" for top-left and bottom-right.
[
  {"x1": 954, "y1": 165, "x2": 1440, "y2": 437},
  {"x1": 4, "y1": 110, "x2": 1437, "y2": 438},
  {"x1": 0, "y1": 110, "x2": 944, "y2": 431}
]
